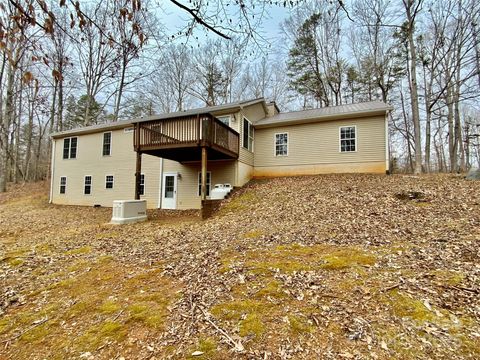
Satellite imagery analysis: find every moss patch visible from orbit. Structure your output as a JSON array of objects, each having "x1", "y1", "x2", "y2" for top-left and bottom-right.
[
  {"x1": 239, "y1": 313, "x2": 265, "y2": 338},
  {"x1": 64, "y1": 246, "x2": 92, "y2": 255}
]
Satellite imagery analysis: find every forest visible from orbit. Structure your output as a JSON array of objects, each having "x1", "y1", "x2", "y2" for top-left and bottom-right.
[{"x1": 0, "y1": 0, "x2": 479, "y2": 192}]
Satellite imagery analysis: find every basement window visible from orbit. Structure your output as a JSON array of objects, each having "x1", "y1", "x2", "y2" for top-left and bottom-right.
[
  {"x1": 139, "y1": 174, "x2": 145, "y2": 196},
  {"x1": 84, "y1": 176, "x2": 92, "y2": 195},
  {"x1": 63, "y1": 137, "x2": 77, "y2": 159},
  {"x1": 340, "y1": 126, "x2": 357, "y2": 152},
  {"x1": 275, "y1": 133, "x2": 288, "y2": 156},
  {"x1": 59, "y1": 177, "x2": 67, "y2": 194},
  {"x1": 103, "y1": 132, "x2": 112, "y2": 156},
  {"x1": 105, "y1": 175, "x2": 114, "y2": 189},
  {"x1": 197, "y1": 171, "x2": 211, "y2": 197}
]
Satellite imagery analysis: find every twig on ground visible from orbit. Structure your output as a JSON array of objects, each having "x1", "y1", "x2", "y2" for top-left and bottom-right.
[
  {"x1": 199, "y1": 307, "x2": 244, "y2": 352},
  {"x1": 1, "y1": 317, "x2": 49, "y2": 344}
]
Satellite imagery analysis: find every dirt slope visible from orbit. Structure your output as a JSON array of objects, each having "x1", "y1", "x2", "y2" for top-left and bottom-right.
[{"x1": 0, "y1": 174, "x2": 479, "y2": 359}]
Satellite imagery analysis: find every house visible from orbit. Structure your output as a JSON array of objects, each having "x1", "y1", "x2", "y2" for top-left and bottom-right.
[{"x1": 49, "y1": 98, "x2": 392, "y2": 210}]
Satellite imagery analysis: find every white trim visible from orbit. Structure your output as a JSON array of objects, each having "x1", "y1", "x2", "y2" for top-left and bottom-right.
[
  {"x1": 274, "y1": 132, "x2": 289, "y2": 157},
  {"x1": 102, "y1": 131, "x2": 112, "y2": 156},
  {"x1": 242, "y1": 117, "x2": 254, "y2": 152},
  {"x1": 62, "y1": 136, "x2": 78, "y2": 159},
  {"x1": 161, "y1": 172, "x2": 177, "y2": 209},
  {"x1": 49, "y1": 140, "x2": 56, "y2": 203},
  {"x1": 105, "y1": 174, "x2": 115, "y2": 189},
  {"x1": 84, "y1": 175, "x2": 93, "y2": 195},
  {"x1": 59, "y1": 176, "x2": 67, "y2": 194},
  {"x1": 338, "y1": 125, "x2": 358, "y2": 153}
]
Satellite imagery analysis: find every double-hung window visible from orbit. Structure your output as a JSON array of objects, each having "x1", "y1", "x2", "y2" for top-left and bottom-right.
[
  {"x1": 197, "y1": 171, "x2": 211, "y2": 197},
  {"x1": 242, "y1": 118, "x2": 254, "y2": 151},
  {"x1": 103, "y1": 132, "x2": 112, "y2": 156},
  {"x1": 340, "y1": 126, "x2": 357, "y2": 152},
  {"x1": 63, "y1": 137, "x2": 77, "y2": 159},
  {"x1": 275, "y1": 133, "x2": 288, "y2": 156},
  {"x1": 105, "y1": 175, "x2": 114, "y2": 189},
  {"x1": 59, "y1": 177, "x2": 67, "y2": 194},
  {"x1": 84, "y1": 176, "x2": 92, "y2": 195}
]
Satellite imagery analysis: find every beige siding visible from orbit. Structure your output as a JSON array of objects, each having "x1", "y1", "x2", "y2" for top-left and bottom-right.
[
  {"x1": 254, "y1": 115, "x2": 387, "y2": 175},
  {"x1": 162, "y1": 160, "x2": 236, "y2": 209},
  {"x1": 237, "y1": 162, "x2": 253, "y2": 186},
  {"x1": 51, "y1": 129, "x2": 161, "y2": 209}
]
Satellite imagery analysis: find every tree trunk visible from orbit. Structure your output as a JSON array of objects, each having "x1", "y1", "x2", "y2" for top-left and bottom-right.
[
  {"x1": 0, "y1": 62, "x2": 16, "y2": 192},
  {"x1": 405, "y1": 0, "x2": 423, "y2": 174}
]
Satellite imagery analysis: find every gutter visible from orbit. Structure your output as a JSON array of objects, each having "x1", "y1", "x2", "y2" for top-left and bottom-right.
[{"x1": 254, "y1": 108, "x2": 392, "y2": 129}]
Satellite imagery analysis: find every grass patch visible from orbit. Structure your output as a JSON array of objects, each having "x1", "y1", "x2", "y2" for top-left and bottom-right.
[
  {"x1": 64, "y1": 246, "x2": 92, "y2": 255},
  {"x1": 320, "y1": 248, "x2": 376, "y2": 270},
  {"x1": 432, "y1": 270, "x2": 465, "y2": 286},
  {"x1": 186, "y1": 337, "x2": 218, "y2": 359},
  {"x1": 98, "y1": 300, "x2": 121, "y2": 314},
  {"x1": 220, "y1": 192, "x2": 258, "y2": 213},
  {"x1": 239, "y1": 313, "x2": 265, "y2": 338},
  {"x1": 288, "y1": 315, "x2": 314, "y2": 335},
  {"x1": 384, "y1": 290, "x2": 435, "y2": 323},
  {"x1": 78, "y1": 321, "x2": 126, "y2": 350}
]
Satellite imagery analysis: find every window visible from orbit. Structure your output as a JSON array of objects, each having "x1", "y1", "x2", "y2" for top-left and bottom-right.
[
  {"x1": 59, "y1": 177, "x2": 67, "y2": 194},
  {"x1": 242, "y1": 118, "x2": 254, "y2": 151},
  {"x1": 84, "y1": 176, "x2": 92, "y2": 195},
  {"x1": 63, "y1": 137, "x2": 77, "y2": 159},
  {"x1": 139, "y1": 174, "x2": 145, "y2": 196},
  {"x1": 105, "y1": 175, "x2": 114, "y2": 189},
  {"x1": 197, "y1": 171, "x2": 211, "y2": 197},
  {"x1": 217, "y1": 115, "x2": 230, "y2": 127},
  {"x1": 275, "y1": 133, "x2": 288, "y2": 156},
  {"x1": 340, "y1": 126, "x2": 357, "y2": 152},
  {"x1": 103, "y1": 132, "x2": 112, "y2": 156}
]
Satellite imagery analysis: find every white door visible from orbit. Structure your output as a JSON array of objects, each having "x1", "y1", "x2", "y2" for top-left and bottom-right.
[{"x1": 161, "y1": 173, "x2": 177, "y2": 209}]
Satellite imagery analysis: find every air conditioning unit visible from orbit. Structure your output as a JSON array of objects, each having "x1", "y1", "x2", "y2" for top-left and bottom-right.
[{"x1": 111, "y1": 200, "x2": 147, "y2": 224}]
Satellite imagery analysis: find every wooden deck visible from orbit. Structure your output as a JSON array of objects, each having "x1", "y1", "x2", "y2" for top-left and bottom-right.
[{"x1": 133, "y1": 113, "x2": 239, "y2": 162}]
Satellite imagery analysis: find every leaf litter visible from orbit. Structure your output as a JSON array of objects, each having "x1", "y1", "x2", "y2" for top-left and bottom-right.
[{"x1": 0, "y1": 174, "x2": 479, "y2": 359}]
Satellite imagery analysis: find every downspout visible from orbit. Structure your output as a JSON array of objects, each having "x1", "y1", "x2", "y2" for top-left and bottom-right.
[
  {"x1": 385, "y1": 111, "x2": 390, "y2": 174},
  {"x1": 157, "y1": 157, "x2": 163, "y2": 208},
  {"x1": 49, "y1": 138, "x2": 56, "y2": 203}
]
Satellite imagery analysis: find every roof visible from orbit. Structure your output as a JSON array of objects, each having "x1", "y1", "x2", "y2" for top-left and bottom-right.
[
  {"x1": 50, "y1": 98, "x2": 266, "y2": 138},
  {"x1": 254, "y1": 101, "x2": 392, "y2": 128}
]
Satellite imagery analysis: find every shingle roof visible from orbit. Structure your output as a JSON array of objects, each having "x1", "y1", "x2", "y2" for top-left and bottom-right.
[
  {"x1": 50, "y1": 98, "x2": 266, "y2": 138},
  {"x1": 254, "y1": 101, "x2": 392, "y2": 128}
]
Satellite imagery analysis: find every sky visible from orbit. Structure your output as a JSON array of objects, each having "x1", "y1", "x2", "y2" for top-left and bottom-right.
[{"x1": 159, "y1": 1, "x2": 292, "y2": 51}]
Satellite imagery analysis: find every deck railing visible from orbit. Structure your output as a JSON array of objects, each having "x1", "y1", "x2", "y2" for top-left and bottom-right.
[{"x1": 134, "y1": 114, "x2": 239, "y2": 158}]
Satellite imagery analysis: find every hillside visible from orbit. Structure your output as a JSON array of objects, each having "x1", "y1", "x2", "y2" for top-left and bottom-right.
[{"x1": 0, "y1": 174, "x2": 479, "y2": 359}]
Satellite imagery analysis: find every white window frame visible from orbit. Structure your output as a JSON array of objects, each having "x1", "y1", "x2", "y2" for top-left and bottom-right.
[
  {"x1": 242, "y1": 117, "x2": 254, "y2": 152},
  {"x1": 274, "y1": 132, "x2": 289, "y2": 157},
  {"x1": 139, "y1": 173, "x2": 145, "y2": 196},
  {"x1": 102, "y1": 132, "x2": 112, "y2": 156},
  {"x1": 216, "y1": 115, "x2": 231, "y2": 127},
  {"x1": 62, "y1": 137, "x2": 78, "y2": 159},
  {"x1": 105, "y1": 175, "x2": 114, "y2": 189},
  {"x1": 59, "y1": 176, "x2": 67, "y2": 194},
  {"x1": 84, "y1": 175, "x2": 92, "y2": 195},
  {"x1": 339, "y1": 125, "x2": 358, "y2": 153},
  {"x1": 197, "y1": 171, "x2": 212, "y2": 197}
]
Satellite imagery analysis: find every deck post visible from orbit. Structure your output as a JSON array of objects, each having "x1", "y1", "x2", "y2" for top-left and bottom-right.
[
  {"x1": 135, "y1": 151, "x2": 142, "y2": 200},
  {"x1": 201, "y1": 147, "x2": 207, "y2": 200}
]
